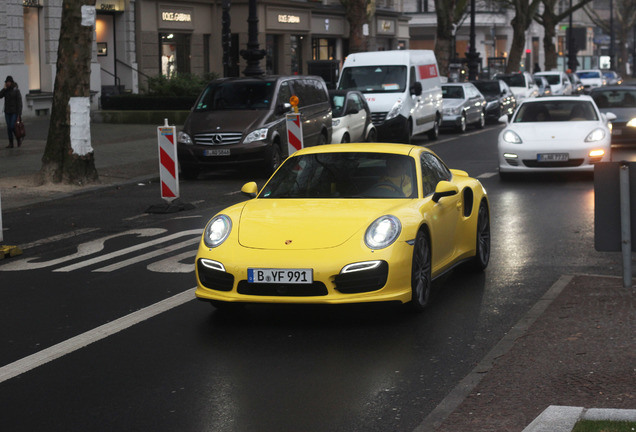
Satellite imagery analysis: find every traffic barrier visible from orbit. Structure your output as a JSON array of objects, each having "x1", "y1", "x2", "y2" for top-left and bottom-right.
[
  {"x1": 0, "y1": 192, "x2": 23, "y2": 260},
  {"x1": 157, "y1": 119, "x2": 179, "y2": 202},
  {"x1": 286, "y1": 95, "x2": 304, "y2": 155}
]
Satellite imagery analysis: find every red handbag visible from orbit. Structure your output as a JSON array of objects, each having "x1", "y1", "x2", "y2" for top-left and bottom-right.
[{"x1": 14, "y1": 116, "x2": 25, "y2": 139}]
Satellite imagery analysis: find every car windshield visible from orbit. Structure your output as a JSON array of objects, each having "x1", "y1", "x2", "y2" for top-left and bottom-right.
[
  {"x1": 338, "y1": 66, "x2": 407, "y2": 93},
  {"x1": 260, "y1": 152, "x2": 417, "y2": 199},
  {"x1": 540, "y1": 74, "x2": 561, "y2": 85},
  {"x1": 330, "y1": 94, "x2": 346, "y2": 118},
  {"x1": 577, "y1": 71, "x2": 601, "y2": 79},
  {"x1": 442, "y1": 86, "x2": 465, "y2": 99},
  {"x1": 592, "y1": 90, "x2": 636, "y2": 108},
  {"x1": 514, "y1": 100, "x2": 598, "y2": 122},
  {"x1": 497, "y1": 74, "x2": 525, "y2": 87},
  {"x1": 194, "y1": 81, "x2": 275, "y2": 111},
  {"x1": 473, "y1": 81, "x2": 500, "y2": 95}
]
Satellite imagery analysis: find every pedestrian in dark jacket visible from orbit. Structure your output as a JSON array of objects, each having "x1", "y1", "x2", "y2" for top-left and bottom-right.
[{"x1": 0, "y1": 75, "x2": 23, "y2": 148}]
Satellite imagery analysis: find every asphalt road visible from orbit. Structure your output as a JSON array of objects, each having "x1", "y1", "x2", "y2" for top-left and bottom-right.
[{"x1": 0, "y1": 124, "x2": 625, "y2": 431}]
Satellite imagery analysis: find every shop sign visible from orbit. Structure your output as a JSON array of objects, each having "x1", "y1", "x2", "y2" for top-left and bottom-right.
[
  {"x1": 377, "y1": 19, "x2": 395, "y2": 35},
  {"x1": 96, "y1": 0, "x2": 124, "y2": 11},
  {"x1": 22, "y1": 0, "x2": 41, "y2": 7},
  {"x1": 266, "y1": 7, "x2": 308, "y2": 31},
  {"x1": 278, "y1": 14, "x2": 300, "y2": 24},
  {"x1": 159, "y1": 6, "x2": 194, "y2": 30}
]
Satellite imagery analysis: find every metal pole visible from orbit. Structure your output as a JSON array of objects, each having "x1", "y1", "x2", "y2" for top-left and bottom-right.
[
  {"x1": 619, "y1": 163, "x2": 632, "y2": 288},
  {"x1": 609, "y1": 0, "x2": 615, "y2": 70},
  {"x1": 466, "y1": 0, "x2": 480, "y2": 80}
]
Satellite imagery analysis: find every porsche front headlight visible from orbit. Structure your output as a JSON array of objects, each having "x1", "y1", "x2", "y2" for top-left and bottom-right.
[
  {"x1": 365, "y1": 215, "x2": 401, "y2": 250},
  {"x1": 502, "y1": 130, "x2": 522, "y2": 144},
  {"x1": 204, "y1": 215, "x2": 232, "y2": 248},
  {"x1": 585, "y1": 128, "x2": 606, "y2": 142}
]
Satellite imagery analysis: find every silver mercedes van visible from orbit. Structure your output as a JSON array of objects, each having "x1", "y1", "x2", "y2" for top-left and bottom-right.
[{"x1": 177, "y1": 75, "x2": 332, "y2": 179}]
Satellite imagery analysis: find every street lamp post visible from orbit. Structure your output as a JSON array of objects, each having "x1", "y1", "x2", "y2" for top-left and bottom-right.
[
  {"x1": 609, "y1": 0, "x2": 615, "y2": 70},
  {"x1": 466, "y1": 0, "x2": 480, "y2": 80},
  {"x1": 567, "y1": 0, "x2": 578, "y2": 72},
  {"x1": 240, "y1": 0, "x2": 265, "y2": 77}
]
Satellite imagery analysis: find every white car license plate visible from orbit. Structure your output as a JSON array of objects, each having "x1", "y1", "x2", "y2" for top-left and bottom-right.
[
  {"x1": 204, "y1": 148, "x2": 230, "y2": 156},
  {"x1": 537, "y1": 153, "x2": 569, "y2": 162},
  {"x1": 248, "y1": 268, "x2": 313, "y2": 284}
]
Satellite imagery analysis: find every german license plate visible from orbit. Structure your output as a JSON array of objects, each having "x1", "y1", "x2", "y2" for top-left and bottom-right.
[
  {"x1": 537, "y1": 153, "x2": 569, "y2": 162},
  {"x1": 204, "y1": 148, "x2": 230, "y2": 156},
  {"x1": 612, "y1": 129, "x2": 622, "y2": 136},
  {"x1": 248, "y1": 268, "x2": 313, "y2": 284}
]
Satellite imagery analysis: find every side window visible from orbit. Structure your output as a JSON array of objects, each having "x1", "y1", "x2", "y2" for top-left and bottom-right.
[
  {"x1": 292, "y1": 80, "x2": 308, "y2": 106},
  {"x1": 420, "y1": 153, "x2": 451, "y2": 196},
  {"x1": 278, "y1": 81, "x2": 292, "y2": 107},
  {"x1": 350, "y1": 94, "x2": 362, "y2": 112}
]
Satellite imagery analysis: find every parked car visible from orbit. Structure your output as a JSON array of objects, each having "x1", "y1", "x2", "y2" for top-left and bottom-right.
[
  {"x1": 441, "y1": 82, "x2": 487, "y2": 132},
  {"x1": 177, "y1": 75, "x2": 333, "y2": 179},
  {"x1": 194, "y1": 143, "x2": 490, "y2": 311},
  {"x1": 590, "y1": 85, "x2": 636, "y2": 147},
  {"x1": 328, "y1": 90, "x2": 376, "y2": 143},
  {"x1": 567, "y1": 72, "x2": 585, "y2": 95},
  {"x1": 337, "y1": 50, "x2": 443, "y2": 143},
  {"x1": 534, "y1": 71, "x2": 573, "y2": 95},
  {"x1": 471, "y1": 79, "x2": 517, "y2": 122},
  {"x1": 601, "y1": 70, "x2": 623, "y2": 86},
  {"x1": 575, "y1": 69, "x2": 607, "y2": 93},
  {"x1": 493, "y1": 72, "x2": 540, "y2": 102},
  {"x1": 497, "y1": 96, "x2": 615, "y2": 179},
  {"x1": 534, "y1": 76, "x2": 552, "y2": 97}
]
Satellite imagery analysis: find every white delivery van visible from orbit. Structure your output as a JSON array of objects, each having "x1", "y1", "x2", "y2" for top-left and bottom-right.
[{"x1": 337, "y1": 50, "x2": 443, "y2": 143}]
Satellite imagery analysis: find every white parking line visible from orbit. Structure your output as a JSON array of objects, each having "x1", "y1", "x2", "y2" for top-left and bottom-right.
[
  {"x1": 477, "y1": 172, "x2": 498, "y2": 179},
  {"x1": 19, "y1": 228, "x2": 100, "y2": 250},
  {"x1": 0, "y1": 288, "x2": 196, "y2": 384}
]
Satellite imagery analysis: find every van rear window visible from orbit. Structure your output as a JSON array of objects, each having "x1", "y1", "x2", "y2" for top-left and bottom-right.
[
  {"x1": 338, "y1": 66, "x2": 407, "y2": 94},
  {"x1": 194, "y1": 81, "x2": 275, "y2": 111}
]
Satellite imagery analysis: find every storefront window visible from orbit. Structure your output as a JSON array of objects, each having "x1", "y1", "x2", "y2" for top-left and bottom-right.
[
  {"x1": 291, "y1": 35, "x2": 303, "y2": 75},
  {"x1": 266, "y1": 34, "x2": 279, "y2": 75},
  {"x1": 312, "y1": 38, "x2": 335, "y2": 60},
  {"x1": 160, "y1": 33, "x2": 191, "y2": 78},
  {"x1": 23, "y1": 4, "x2": 42, "y2": 91}
]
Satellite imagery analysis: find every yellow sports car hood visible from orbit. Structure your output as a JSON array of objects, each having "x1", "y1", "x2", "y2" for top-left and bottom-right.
[{"x1": 238, "y1": 199, "x2": 404, "y2": 250}]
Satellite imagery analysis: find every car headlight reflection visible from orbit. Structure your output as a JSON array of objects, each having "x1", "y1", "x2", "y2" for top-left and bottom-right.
[
  {"x1": 385, "y1": 99, "x2": 403, "y2": 121},
  {"x1": 244, "y1": 128, "x2": 269, "y2": 144},
  {"x1": 178, "y1": 131, "x2": 193, "y2": 145},
  {"x1": 585, "y1": 128, "x2": 606, "y2": 142},
  {"x1": 204, "y1": 214, "x2": 232, "y2": 248},
  {"x1": 365, "y1": 215, "x2": 401, "y2": 250},
  {"x1": 502, "y1": 130, "x2": 522, "y2": 144}
]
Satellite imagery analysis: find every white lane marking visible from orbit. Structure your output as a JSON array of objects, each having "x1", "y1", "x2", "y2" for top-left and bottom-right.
[
  {"x1": 19, "y1": 228, "x2": 100, "y2": 250},
  {"x1": 477, "y1": 172, "x2": 498, "y2": 179},
  {"x1": 0, "y1": 288, "x2": 196, "y2": 384},
  {"x1": 147, "y1": 250, "x2": 196, "y2": 273},
  {"x1": 94, "y1": 237, "x2": 199, "y2": 272},
  {"x1": 53, "y1": 229, "x2": 201, "y2": 272},
  {"x1": 0, "y1": 229, "x2": 166, "y2": 271}
]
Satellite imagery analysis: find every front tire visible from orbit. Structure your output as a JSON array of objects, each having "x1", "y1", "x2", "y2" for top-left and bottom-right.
[
  {"x1": 470, "y1": 200, "x2": 491, "y2": 271},
  {"x1": 409, "y1": 229, "x2": 432, "y2": 312},
  {"x1": 476, "y1": 110, "x2": 485, "y2": 129},
  {"x1": 427, "y1": 115, "x2": 440, "y2": 140},
  {"x1": 458, "y1": 113, "x2": 467, "y2": 133}
]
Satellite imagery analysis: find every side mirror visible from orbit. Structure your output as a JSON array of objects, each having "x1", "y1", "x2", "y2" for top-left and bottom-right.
[
  {"x1": 276, "y1": 103, "x2": 292, "y2": 115},
  {"x1": 498, "y1": 114, "x2": 509, "y2": 124},
  {"x1": 605, "y1": 112, "x2": 617, "y2": 121},
  {"x1": 410, "y1": 81, "x2": 423, "y2": 96},
  {"x1": 432, "y1": 181, "x2": 458, "y2": 203},
  {"x1": 241, "y1": 182, "x2": 258, "y2": 198}
]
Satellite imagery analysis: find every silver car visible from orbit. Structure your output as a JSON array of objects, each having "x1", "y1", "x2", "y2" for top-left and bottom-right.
[{"x1": 441, "y1": 82, "x2": 487, "y2": 132}]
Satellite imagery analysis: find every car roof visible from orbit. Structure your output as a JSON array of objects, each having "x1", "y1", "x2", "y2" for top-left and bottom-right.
[
  {"x1": 518, "y1": 95, "x2": 594, "y2": 104},
  {"x1": 590, "y1": 85, "x2": 636, "y2": 92},
  {"x1": 535, "y1": 71, "x2": 562, "y2": 75},
  {"x1": 293, "y1": 142, "x2": 428, "y2": 157}
]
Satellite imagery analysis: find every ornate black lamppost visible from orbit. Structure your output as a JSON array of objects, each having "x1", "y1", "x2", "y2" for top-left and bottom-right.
[
  {"x1": 466, "y1": 0, "x2": 480, "y2": 81},
  {"x1": 567, "y1": 0, "x2": 578, "y2": 71},
  {"x1": 240, "y1": 0, "x2": 265, "y2": 76}
]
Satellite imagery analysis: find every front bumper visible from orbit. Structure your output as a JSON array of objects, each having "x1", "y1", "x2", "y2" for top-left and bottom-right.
[{"x1": 498, "y1": 141, "x2": 610, "y2": 173}]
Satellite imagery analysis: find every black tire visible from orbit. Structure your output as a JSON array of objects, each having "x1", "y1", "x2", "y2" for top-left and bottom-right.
[
  {"x1": 263, "y1": 143, "x2": 282, "y2": 176},
  {"x1": 366, "y1": 127, "x2": 377, "y2": 142},
  {"x1": 427, "y1": 115, "x2": 440, "y2": 140},
  {"x1": 458, "y1": 114, "x2": 467, "y2": 133},
  {"x1": 401, "y1": 120, "x2": 413, "y2": 144},
  {"x1": 409, "y1": 229, "x2": 432, "y2": 312},
  {"x1": 341, "y1": 133, "x2": 350, "y2": 143},
  {"x1": 317, "y1": 133, "x2": 328, "y2": 146},
  {"x1": 180, "y1": 165, "x2": 200, "y2": 181},
  {"x1": 476, "y1": 111, "x2": 485, "y2": 129},
  {"x1": 469, "y1": 200, "x2": 491, "y2": 271}
]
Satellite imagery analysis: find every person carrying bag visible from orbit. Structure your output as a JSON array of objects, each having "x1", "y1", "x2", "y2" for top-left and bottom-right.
[{"x1": 0, "y1": 75, "x2": 24, "y2": 148}]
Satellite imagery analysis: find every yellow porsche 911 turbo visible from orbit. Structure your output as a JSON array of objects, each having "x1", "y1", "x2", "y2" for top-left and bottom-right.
[{"x1": 195, "y1": 143, "x2": 490, "y2": 311}]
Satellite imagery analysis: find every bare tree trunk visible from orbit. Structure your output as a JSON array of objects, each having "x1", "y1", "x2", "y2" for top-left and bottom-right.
[
  {"x1": 506, "y1": 15, "x2": 528, "y2": 72},
  {"x1": 341, "y1": 0, "x2": 375, "y2": 53},
  {"x1": 40, "y1": 0, "x2": 98, "y2": 185}
]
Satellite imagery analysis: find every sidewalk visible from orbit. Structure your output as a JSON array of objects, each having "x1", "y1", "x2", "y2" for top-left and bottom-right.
[
  {"x1": 0, "y1": 115, "x2": 163, "y2": 210},
  {"x1": 1, "y1": 115, "x2": 635, "y2": 432}
]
